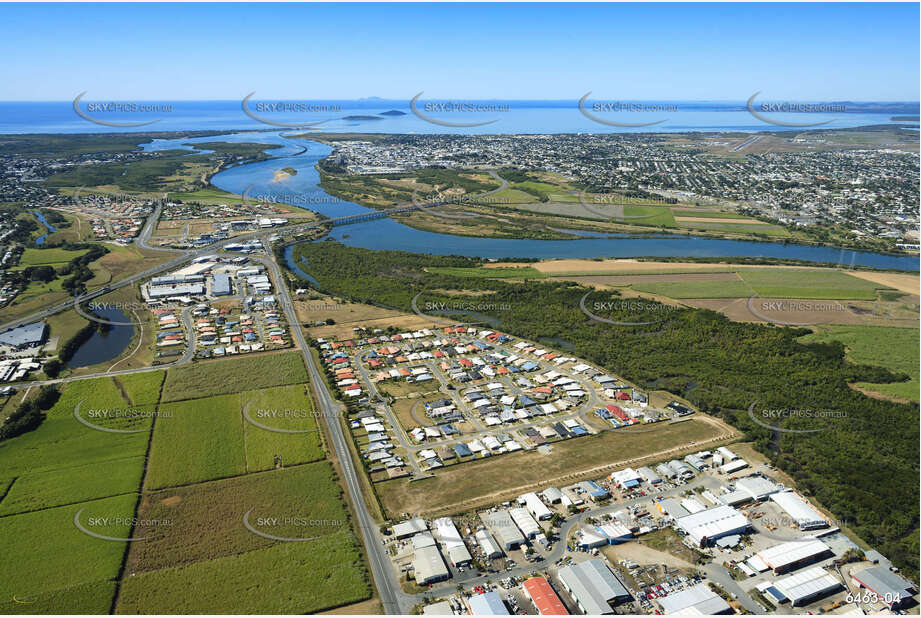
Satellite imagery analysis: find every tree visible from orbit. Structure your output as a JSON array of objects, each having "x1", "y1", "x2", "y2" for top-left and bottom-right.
[{"x1": 43, "y1": 358, "x2": 62, "y2": 378}]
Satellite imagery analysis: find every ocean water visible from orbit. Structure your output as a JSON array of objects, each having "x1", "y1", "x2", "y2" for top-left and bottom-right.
[{"x1": 0, "y1": 99, "x2": 916, "y2": 135}]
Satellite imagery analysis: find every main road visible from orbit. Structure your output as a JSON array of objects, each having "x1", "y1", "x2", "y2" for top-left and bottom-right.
[{"x1": 254, "y1": 241, "x2": 415, "y2": 614}]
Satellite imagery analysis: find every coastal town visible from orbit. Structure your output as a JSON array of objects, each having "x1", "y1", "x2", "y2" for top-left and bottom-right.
[{"x1": 321, "y1": 131, "x2": 920, "y2": 247}]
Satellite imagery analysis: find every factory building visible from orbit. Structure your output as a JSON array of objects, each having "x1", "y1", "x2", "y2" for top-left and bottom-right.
[
  {"x1": 557, "y1": 559, "x2": 630, "y2": 614},
  {"x1": 674, "y1": 505, "x2": 749, "y2": 547},
  {"x1": 770, "y1": 491, "x2": 828, "y2": 530},
  {"x1": 851, "y1": 566, "x2": 917, "y2": 610},
  {"x1": 510, "y1": 507, "x2": 541, "y2": 539},
  {"x1": 522, "y1": 577, "x2": 569, "y2": 615},
  {"x1": 393, "y1": 517, "x2": 427, "y2": 539},
  {"x1": 483, "y1": 510, "x2": 525, "y2": 550},
  {"x1": 637, "y1": 466, "x2": 662, "y2": 485},
  {"x1": 519, "y1": 492, "x2": 553, "y2": 520},
  {"x1": 433, "y1": 517, "x2": 472, "y2": 567},
  {"x1": 412, "y1": 545, "x2": 449, "y2": 585},
  {"x1": 0, "y1": 321, "x2": 46, "y2": 349},
  {"x1": 467, "y1": 591, "x2": 509, "y2": 615},
  {"x1": 771, "y1": 566, "x2": 842, "y2": 606},
  {"x1": 657, "y1": 584, "x2": 732, "y2": 615},
  {"x1": 610, "y1": 467, "x2": 642, "y2": 488},
  {"x1": 475, "y1": 530, "x2": 503, "y2": 559},
  {"x1": 211, "y1": 273, "x2": 232, "y2": 296},
  {"x1": 753, "y1": 539, "x2": 834, "y2": 574}
]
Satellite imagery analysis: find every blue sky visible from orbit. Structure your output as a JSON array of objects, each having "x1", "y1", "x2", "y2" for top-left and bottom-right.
[{"x1": 1, "y1": 3, "x2": 917, "y2": 101}]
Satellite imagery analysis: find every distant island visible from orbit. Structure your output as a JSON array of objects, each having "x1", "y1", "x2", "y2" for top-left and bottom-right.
[
  {"x1": 891, "y1": 115, "x2": 920, "y2": 121},
  {"x1": 380, "y1": 110, "x2": 407, "y2": 116},
  {"x1": 343, "y1": 115, "x2": 384, "y2": 121},
  {"x1": 272, "y1": 166, "x2": 298, "y2": 182}
]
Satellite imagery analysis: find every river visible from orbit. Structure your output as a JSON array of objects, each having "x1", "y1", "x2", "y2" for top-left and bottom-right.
[
  {"x1": 32, "y1": 210, "x2": 58, "y2": 246},
  {"x1": 142, "y1": 132, "x2": 919, "y2": 271}
]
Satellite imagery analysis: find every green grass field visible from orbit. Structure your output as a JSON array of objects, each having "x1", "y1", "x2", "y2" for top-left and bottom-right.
[
  {"x1": 0, "y1": 580, "x2": 116, "y2": 615},
  {"x1": 0, "y1": 378, "x2": 151, "y2": 480},
  {"x1": 631, "y1": 278, "x2": 755, "y2": 299},
  {"x1": 738, "y1": 268, "x2": 885, "y2": 300},
  {"x1": 241, "y1": 385, "x2": 324, "y2": 471},
  {"x1": 671, "y1": 209, "x2": 749, "y2": 219},
  {"x1": 0, "y1": 493, "x2": 137, "y2": 611},
  {"x1": 799, "y1": 325, "x2": 919, "y2": 402},
  {"x1": 117, "y1": 463, "x2": 370, "y2": 614},
  {"x1": 161, "y1": 351, "x2": 308, "y2": 402},
  {"x1": 117, "y1": 532, "x2": 369, "y2": 614},
  {"x1": 16, "y1": 247, "x2": 88, "y2": 266},
  {"x1": 677, "y1": 221, "x2": 792, "y2": 237},
  {"x1": 145, "y1": 393, "x2": 246, "y2": 489},
  {"x1": 0, "y1": 456, "x2": 145, "y2": 517},
  {"x1": 114, "y1": 371, "x2": 165, "y2": 407},
  {"x1": 623, "y1": 205, "x2": 677, "y2": 226}
]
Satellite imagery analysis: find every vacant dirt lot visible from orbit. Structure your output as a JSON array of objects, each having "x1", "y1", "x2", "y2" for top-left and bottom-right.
[
  {"x1": 684, "y1": 296, "x2": 917, "y2": 327},
  {"x1": 845, "y1": 271, "x2": 919, "y2": 296},
  {"x1": 297, "y1": 297, "x2": 443, "y2": 339},
  {"x1": 375, "y1": 416, "x2": 738, "y2": 517}
]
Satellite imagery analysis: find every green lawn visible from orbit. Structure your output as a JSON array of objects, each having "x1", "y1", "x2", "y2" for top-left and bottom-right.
[
  {"x1": 17, "y1": 247, "x2": 88, "y2": 266},
  {"x1": 161, "y1": 352, "x2": 308, "y2": 402},
  {"x1": 799, "y1": 325, "x2": 920, "y2": 402},
  {"x1": 738, "y1": 269, "x2": 885, "y2": 300}
]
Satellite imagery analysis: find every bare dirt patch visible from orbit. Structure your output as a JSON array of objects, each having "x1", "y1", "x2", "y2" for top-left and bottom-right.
[
  {"x1": 845, "y1": 271, "x2": 919, "y2": 296},
  {"x1": 683, "y1": 296, "x2": 916, "y2": 327}
]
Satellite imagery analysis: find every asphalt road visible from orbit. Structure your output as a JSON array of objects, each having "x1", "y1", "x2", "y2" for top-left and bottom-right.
[{"x1": 253, "y1": 245, "x2": 414, "y2": 614}]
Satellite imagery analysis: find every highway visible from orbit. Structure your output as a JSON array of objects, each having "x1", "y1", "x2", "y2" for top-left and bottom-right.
[{"x1": 254, "y1": 242, "x2": 415, "y2": 614}]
